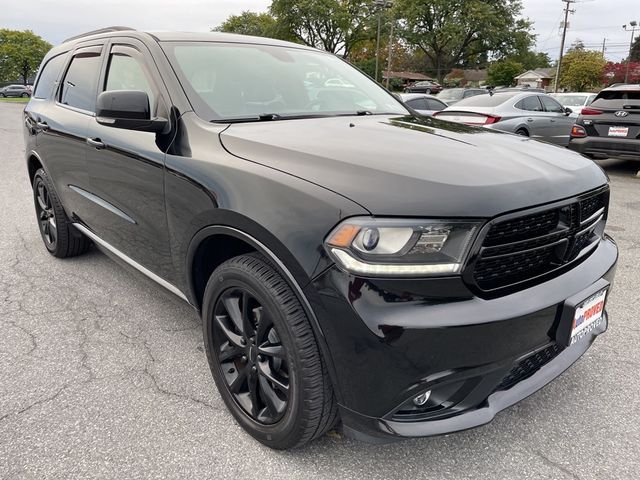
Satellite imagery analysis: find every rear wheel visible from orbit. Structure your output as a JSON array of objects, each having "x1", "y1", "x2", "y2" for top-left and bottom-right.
[
  {"x1": 21, "y1": 92, "x2": 29, "y2": 98},
  {"x1": 32, "y1": 168, "x2": 90, "y2": 257},
  {"x1": 424, "y1": 88, "x2": 431, "y2": 94},
  {"x1": 202, "y1": 253, "x2": 337, "y2": 449}
]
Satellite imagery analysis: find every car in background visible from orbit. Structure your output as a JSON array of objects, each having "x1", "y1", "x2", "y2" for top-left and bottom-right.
[
  {"x1": 437, "y1": 87, "x2": 487, "y2": 105},
  {"x1": 550, "y1": 92, "x2": 597, "y2": 116},
  {"x1": 404, "y1": 80, "x2": 443, "y2": 94},
  {"x1": 434, "y1": 91, "x2": 576, "y2": 146},
  {"x1": 568, "y1": 84, "x2": 640, "y2": 160},
  {"x1": 0, "y1": 84, "x2": 32, "y2": 98},
  {"x1": 398, "y1": 93, "x2": 447, "y2": 116}
]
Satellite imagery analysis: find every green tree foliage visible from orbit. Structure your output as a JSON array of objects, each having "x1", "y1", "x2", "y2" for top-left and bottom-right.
[
  {"x1": 487, "y1": 59, "x2": 524, "y2": 86},
  {"x1": 559, "y1": 48, "x2": 606, "y2": 91},
  {"x1": 0, "y1": 29, "x2": 51, "y2": 84},
  {"x1": 393, "y1": 0, "x2": 532, "y2": 82},
  {"x1": 213, "y1": 11, "x2": 283, "y2": 39},
  {"x1": 269, "y1": 0, "x2": 375, "y2": 58}
]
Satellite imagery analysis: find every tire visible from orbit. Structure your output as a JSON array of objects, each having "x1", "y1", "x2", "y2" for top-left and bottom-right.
[
  {"x1": 202, "y1": 253, "x2": 337, "y2": 449},
  {"x1": 21, "y1": 92, "x2": 29, "y2": 98},
  {"x1": 0, "y1": 93, "x2": 5, "y2": 98},
  {"x1": 425, "y1": 89, "x2": 431, "y2": 94},
  {"x1": 515, "y1": 128, "x2": 529, "y2": 137},
  {"x1": 32, "y1": 168, "x2": 91, "y2": 258}
]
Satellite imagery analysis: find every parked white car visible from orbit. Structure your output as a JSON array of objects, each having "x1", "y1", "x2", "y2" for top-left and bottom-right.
[{"x1": 550, "y1": 92, "x2": 597, "y2": 116}]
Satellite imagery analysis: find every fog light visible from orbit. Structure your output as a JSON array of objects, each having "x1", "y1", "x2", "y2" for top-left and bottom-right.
[{"x1": 413, "y1": 390, "x2": 431, "y2": 406}]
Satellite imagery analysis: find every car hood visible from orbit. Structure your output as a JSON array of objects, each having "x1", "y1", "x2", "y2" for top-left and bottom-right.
[{"x1": 219, "y1": 115, "x2": 607, "y2": 217}]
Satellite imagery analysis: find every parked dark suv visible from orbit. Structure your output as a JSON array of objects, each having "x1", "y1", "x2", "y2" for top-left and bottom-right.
[
  {"x1": 0, "y1": 84, "x2": 31, "y2": 97},
  {"x1": 24, "y1": 27, "x2": 617, "y2": 449},
  {"x1": 568, "y1": 84, "x2": 640, "y2": 160}
]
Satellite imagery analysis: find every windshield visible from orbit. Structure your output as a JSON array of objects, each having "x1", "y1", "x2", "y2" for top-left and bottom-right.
[
  {"x1": 438, "y1": 89, "x2": 464, "y2": 101},
  {"x1": 161, "y1": 42, "x2": 407, "y2": 121},
  {"x1": 551, "y1": 94, "x2": 589, "y2": 107}
]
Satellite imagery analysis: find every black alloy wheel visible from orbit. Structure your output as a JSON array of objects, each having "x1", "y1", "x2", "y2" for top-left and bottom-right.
[
  {"x1": 202, "y1": 253, "x2": 338, "y2": 449},
  {"x1": 34, "y1": 177, "x2": 57, "y2": 249},
  {"x1": 32, "y1": 168, "x2": 90, "y2": 257},
  {"x1": 213, "y1": 287, "x2": 290, "y2": 424}
]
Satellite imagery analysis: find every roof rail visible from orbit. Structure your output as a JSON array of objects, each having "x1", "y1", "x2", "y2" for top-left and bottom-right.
[{"x1": 63, "y1": 26, "x2": 136, "y2": 43}]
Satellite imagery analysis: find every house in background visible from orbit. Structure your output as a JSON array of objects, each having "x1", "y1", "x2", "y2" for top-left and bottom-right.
[
  {"x1": 514, "y1": 68, "x2": 555, "y2": 90},
  {"x1": 444, "y1": 69, "x2": 488, "y2": 87}
]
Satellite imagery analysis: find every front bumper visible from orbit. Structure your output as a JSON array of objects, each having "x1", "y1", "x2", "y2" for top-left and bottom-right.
[
  {"x1": 568, "y1": 136, "x2": 640, "y2": 160},
  {"x1": 306, "y1": 236, "x2": 617, "y2": 442}
]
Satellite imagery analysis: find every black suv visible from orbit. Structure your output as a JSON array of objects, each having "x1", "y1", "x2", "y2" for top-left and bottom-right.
[
  {"x1": 568, "y1": 84, "x2": 640, "y2": 160},
  {"x1": 24, "y1": 27, "x2": 617, "y2": 449}
]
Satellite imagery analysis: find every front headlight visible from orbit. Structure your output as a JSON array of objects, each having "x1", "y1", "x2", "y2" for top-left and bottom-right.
[{"x1": 324, "y1": 217, "x2": 482, "y2": 277}]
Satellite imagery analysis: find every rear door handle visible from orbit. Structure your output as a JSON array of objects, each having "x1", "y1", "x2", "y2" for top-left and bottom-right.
[{"x1": 87, "y1": 137, "x2": 105, "y2": 149}]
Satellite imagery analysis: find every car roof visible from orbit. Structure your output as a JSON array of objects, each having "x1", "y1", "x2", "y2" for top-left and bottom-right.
[
  {"x1": 399, "y1": 93, "x2": 441, "y2": 101},
  {"x1": 551, "y1": 92, "x2": 594, "y2": 96},
  {"x1": 601, "y1": 83, "x2": 640, "y2": 91},
  {"x1": 52, "y1": 27, "x2": 317, "y2": 55}
]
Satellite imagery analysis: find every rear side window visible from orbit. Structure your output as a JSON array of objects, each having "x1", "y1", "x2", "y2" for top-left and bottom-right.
[
  {"x1": 406, "y1": 98, "x2": 429, "y2": 110},
  {"x1": 515, "y1": 96, "x2": 543, "y2": 112},
  {"x1": 60, "y1": 49, "x2": 102, "y2": 112},
  {"x1": 426, "y1": 98, "x2": 446, "y2": 111},
  {"x1": 592, "y1": 89, "x2": 640, "y2": 109},
  {"x1": 33, "y1": 54, "x2": 67, "y2": 99}
]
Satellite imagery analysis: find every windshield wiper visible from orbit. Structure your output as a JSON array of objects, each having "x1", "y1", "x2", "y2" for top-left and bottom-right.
[{"x1": 211, "y1": 111, "x2": 400, "y2": 124}]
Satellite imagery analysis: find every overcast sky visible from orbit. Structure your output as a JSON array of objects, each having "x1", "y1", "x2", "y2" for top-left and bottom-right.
[{"x1": 3, "y1": 0, "x2": 638, "y2": 62}]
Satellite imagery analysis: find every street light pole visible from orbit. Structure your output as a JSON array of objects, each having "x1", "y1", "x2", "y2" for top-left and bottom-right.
[
  {"x1": 623, "y1": 21, "x2": 638, "y2": 84},
  {"x1": 554, "y1": 0, "x2": 576, "y2": 93}
]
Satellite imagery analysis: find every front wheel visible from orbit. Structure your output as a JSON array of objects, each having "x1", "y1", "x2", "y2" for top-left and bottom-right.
[
  {"x1": 32, "y1": 168, "x2": 90, "y2": 257},
  {"x1": 202, "y1": 253, "x2": 337, "y2": 449}
]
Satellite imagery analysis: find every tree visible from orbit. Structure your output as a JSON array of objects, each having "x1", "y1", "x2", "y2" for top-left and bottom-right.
[
  {"x1": 559, "y1": 48, "x2": 606, "y2": 91},
  {"x1": 393, "y1": 0, "x2": 533, "y2": 82},
  {"x1": 507, "y1": 51, "x2": 551, "y2": 70},
  {"x1": 213, "y1": 11, "x2": 284, "y2": 40},
  {"x1": 603, "y1": 61, "x2": 640, "y2": 84},
  {"x1": 0, "y1": 29, "x2": 51, "y2": 84},
  {"x1": 487, "y1": 59, "x2": 523, "y2": 86},
  {"x1": 269, "y1": 0, "x2": 375, "y2": 58},
  {"x1": 630, "y1": 35, "x2": 640, "y2": 62}
]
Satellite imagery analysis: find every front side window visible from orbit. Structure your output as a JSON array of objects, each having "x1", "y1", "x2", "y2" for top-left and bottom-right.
[
  {"x1": 539, "y1": 96, "x2": 564, "y2": 113},
  {"x1": 161, "y1": 42, "x2": 406, "y2": 121},
  {"x1": 104, "y1": 50, "x2": 155, "y2": 112},
  {"x1": 34, "y1": 53, "x2": 68, "y2": 99},
  {"x1": 60, "y1": 48, "x2": 102, "y2": 112}
]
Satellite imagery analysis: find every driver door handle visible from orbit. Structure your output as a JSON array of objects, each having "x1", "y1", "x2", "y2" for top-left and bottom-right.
[
  {"x1": 87, "y1": 137, "x2": 105, "y2": 149},
  {"x1": 36, "y1": 121, "x2": 49, "y2": 131}
]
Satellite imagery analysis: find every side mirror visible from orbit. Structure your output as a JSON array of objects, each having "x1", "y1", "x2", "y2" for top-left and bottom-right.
[
  {"x1": 96, "y1": 90, "x2": 167, "y2": 132},
  {"x1": 564, "y1": 107, "x2": 573, "y2": 115}
]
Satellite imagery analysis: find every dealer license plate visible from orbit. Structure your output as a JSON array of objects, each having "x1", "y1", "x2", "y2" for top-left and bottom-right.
[
  {"x1": 570, "y1": 288, "x2": 607, "y2": 345},
  {"x1": 608, "y1": 126, "x2": 628, "y2": 137}
]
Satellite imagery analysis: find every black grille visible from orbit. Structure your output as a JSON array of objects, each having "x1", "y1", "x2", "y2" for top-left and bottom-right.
[
  {"x1": 472, "y1": 190, "x2": 608, "y2": 291},
  {"x1": 494, "y1": 344, "x2": 563, "y2": 392}
]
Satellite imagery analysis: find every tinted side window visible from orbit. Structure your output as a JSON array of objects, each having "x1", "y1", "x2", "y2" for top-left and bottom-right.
[
  {"x1": 539, "y1": 96, "x2": 564, "y2": 113},
  {"x1": 60, "y1": 50, "x2": 102, "y2": 112},
  {"x1": 34, "y1": 54, "x2": 67, "y2": 99},
  {"x1": 515, "y1": 96, "x2": 543, "y2": 112},
  {"x1": 406, "y1": 98, "x2": 429, "y2": 110},
  {"x1": 105, "y1": 52, "x2": 155, "y2": 110},
  {"x1": 426, "y1": 99, "x2": 446, "y2": 111}
]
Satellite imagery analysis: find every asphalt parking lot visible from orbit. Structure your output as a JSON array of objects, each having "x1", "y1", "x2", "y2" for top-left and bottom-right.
[{"x1": 1, "y1": 101, "x2": 639, "y2": 480}]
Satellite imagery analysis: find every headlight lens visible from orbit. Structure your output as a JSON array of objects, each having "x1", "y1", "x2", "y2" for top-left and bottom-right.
[{"x1": 325, "y1": 217, "x2": 482, "y2": 277}]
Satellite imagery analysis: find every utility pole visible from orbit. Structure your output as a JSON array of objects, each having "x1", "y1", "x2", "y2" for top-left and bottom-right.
[
  {"x1": 385, "y1": 21, "x2": 394, "y2": 89},
  {"x1": 554, "y1": 0, "x2": 576, "y2": 93},
  {"x1": 373, "y1": 0, "x2": 392, "y2": 83},
  {"x1": 601, "y1": 38, "x2": 607, "y2": 55},
  {"x1": 623, "y1": 21, "x2": 638, "y2": 84}
]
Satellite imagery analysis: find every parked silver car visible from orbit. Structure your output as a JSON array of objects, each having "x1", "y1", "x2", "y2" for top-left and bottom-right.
[
  {"x1": 0, "y1": 84, "x2": 31, "y2": 98},
  {"x1": 434, "y1": 92, "x2": 576, "y2": 146},
  {"x1": 398, "y1": 93, "x2": 448, "y2": 116}
]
